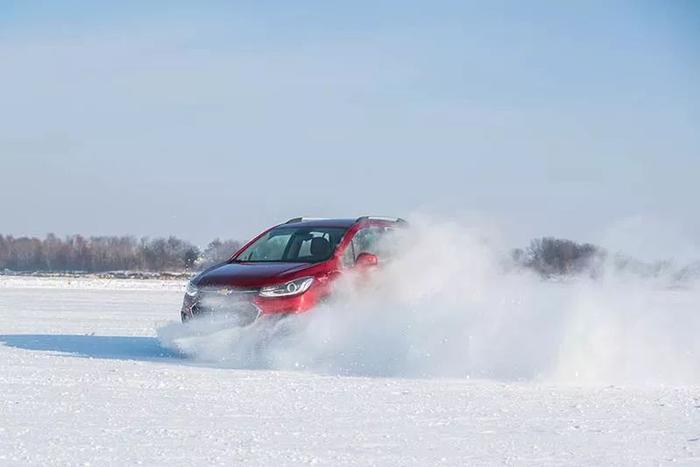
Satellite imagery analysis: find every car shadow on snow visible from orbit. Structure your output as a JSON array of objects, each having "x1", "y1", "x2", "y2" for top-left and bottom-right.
[{"x1": 0, "y1": 334, "x2": 182, "y2": 362}]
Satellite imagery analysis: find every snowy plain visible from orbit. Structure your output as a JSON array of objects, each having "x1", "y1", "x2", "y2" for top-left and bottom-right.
[{"x1": 1, "y1": 276, "x2": 700, "y2": 466}]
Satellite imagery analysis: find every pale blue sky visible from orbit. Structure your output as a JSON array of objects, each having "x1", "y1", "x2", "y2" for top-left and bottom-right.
[{"x1": 1, "y1": 1, "x2": 698, "y2": 256}]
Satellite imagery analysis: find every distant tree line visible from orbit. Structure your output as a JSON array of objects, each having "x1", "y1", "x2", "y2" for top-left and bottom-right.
[
  {"x1": 3, "y1": 233, "x2": 693, "y2": 281},
  {"x1": 0, "y1": 234, "x2": 241, "y2": 273},
  {"x1": 0, "y1": 233, "x2": 608, "y2": 275}
]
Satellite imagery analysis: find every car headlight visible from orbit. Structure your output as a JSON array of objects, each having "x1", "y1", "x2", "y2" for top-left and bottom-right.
[
  {"x1": 185, "y1": 282, "x2": 199, "y2": 297},
  {"x1": 259, "y1": 277, "x2": 314, "y2": 298}
]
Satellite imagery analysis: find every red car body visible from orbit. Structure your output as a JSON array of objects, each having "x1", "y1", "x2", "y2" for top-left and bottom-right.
[{"x1": 181, "y1": 216, "x2": 405, "y2": 323}]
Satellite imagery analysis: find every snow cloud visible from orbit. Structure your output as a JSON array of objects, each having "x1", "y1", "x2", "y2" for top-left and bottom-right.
[{"x1": 159, "y1": 215, "x2": 700, "y2": 384}]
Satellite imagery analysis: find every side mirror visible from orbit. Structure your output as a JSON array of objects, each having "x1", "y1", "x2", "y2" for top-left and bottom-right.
[{"x1": 355, "y1": 252, "x2": 378, "y2": 268}]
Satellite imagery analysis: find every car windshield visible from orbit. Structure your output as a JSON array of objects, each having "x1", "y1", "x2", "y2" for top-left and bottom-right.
[{"x1": 233, "y1": 226, "x2": 348, "y2": 263}]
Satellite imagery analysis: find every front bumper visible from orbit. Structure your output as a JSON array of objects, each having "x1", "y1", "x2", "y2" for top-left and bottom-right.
[{"x1": 180, "y1": 288, "x2": 319, "y2": 323}]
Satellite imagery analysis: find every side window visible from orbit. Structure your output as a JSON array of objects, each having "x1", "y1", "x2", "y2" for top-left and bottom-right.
[
  {"x1": 351, "y1": 227, "x2": 394, "y2": 261},
  {"x1": 340, "y1": 241, "x2": 355, "y2": 268}
]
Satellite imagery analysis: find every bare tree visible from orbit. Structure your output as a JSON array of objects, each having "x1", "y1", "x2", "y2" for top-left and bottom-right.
[{"x1": 514, "y1": 237, "x2": 604, "y2": 276}]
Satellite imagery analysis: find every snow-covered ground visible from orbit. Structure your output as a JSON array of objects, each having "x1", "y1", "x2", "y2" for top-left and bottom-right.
[{"x1": 1, "y1": 277, "x2": 699, "y2": 466}]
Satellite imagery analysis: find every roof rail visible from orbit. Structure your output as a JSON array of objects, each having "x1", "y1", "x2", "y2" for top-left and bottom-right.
[
  {"x1": 355, "y1": 216, "x2": 407, "y2": 224},
  {"x1": 284, "y1": 217, "x2": 329, "y2": 224}
]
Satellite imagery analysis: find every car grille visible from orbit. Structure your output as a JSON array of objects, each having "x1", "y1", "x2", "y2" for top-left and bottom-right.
[{"x1": 192, "y1": 287, "x2": 261, "y2": 326}]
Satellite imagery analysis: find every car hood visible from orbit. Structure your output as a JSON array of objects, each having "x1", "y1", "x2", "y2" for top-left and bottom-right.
[{"x1": 193, "y1": 262, "x2": 315, "y2": 288}]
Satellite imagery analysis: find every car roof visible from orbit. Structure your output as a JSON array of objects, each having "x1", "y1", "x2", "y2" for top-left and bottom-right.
[
  {"x1": 278, "y1": 217, "x2": 406, "y2": 229},
  {"x1": 278, "y1": 218, "x2": 359, "y2": 229}
]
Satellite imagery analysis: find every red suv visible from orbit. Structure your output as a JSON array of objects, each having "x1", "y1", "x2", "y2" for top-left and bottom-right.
[{"x1": 181, "y1": 216, "x2": 405, "y2": 324}]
